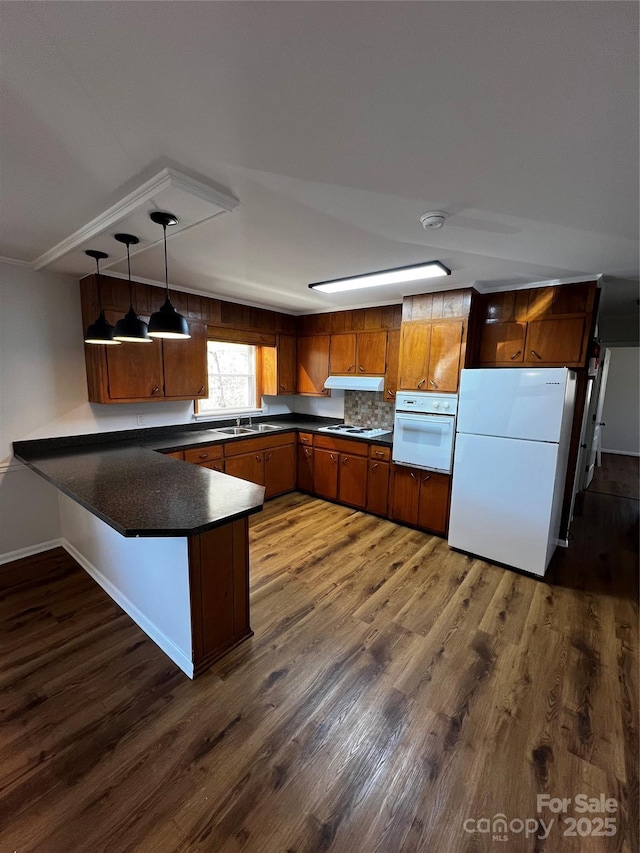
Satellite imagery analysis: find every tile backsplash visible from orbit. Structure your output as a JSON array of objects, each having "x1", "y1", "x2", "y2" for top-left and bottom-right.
[{"x1": 344, "y1": 391, "x2": 395, "y2": 431}]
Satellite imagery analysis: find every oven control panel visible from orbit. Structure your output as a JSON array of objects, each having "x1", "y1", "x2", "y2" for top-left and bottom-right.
[{"x1": 395, "y1": 392, "x2": 458, "y2": 416}]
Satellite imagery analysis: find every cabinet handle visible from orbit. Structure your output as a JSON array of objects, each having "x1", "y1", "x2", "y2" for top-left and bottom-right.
[
  {"x1": 510, "y1": 351, "x2": 521, "y2": 360},
  {"x1": 266, "y1": 453, "x2": 272, "y2": 461},
  {"x1": 197, "y1": 385, "x2": 205, "y2": 394},
  {"x1": 531, "y1": 350, "x2": 543, "y2": 360},
  {"x1": 348, "y1": 364, "x2": 355, "y2": 373},
  {"x1": 423, "y1": 475, "x2": 431, "y2": 482},
  {"x1": 256, "y1": 455, "x2": 262, "y2": 462},
  {"x1": 279, "y1": 383, "x2": 286, "y2": 390},
  {"x1": 214, "y1": 464, "x2": 222, "y2": 472},
  {"x1": 301, "y1": 437, "x2": 309, "y2": 443},
  {"x1": 359, "y1": 365, "x2": 365, "y2": 372},
  {"x1": 387, "y1": 389, "x2": 394, "y2": 397},
  {"x1": 371, "y1": 463, "x2": 378, "y2": 471},
  {"x1": 329, "y1": 454, "x2": 337, "y2": 462},
  {"x1": 304, "y1": 448, "x2": 312, "y2": 457},
  {"x1": 199, "y1": 453, "x2": 208, "y2": 460},
  {"x1": 410, "y1": 472, "x2": 416, "y2": 480},
  {"x1": 151, "y1": 386, "x2": 160, "y2": 395},
  {"x1": 342, "y1": 457, "x2": 348, "y2": 464},
  {"x1": 417, "y1": 379, "x2": 426, "y2": 388},
  {"x1": 375, "y1": 450, "x2": 384, "y2": 457},
  {"x1": 429, "y1": 379, "x2": 438, "y2": 388}
]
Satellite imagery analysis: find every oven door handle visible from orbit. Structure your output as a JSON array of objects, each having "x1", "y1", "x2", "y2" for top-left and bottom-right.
[{"x1": 395, "y1": 412, "x2": 455, "y2": 426}]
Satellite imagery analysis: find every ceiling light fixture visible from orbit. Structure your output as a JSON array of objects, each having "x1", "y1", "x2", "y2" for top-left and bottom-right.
[
  {"x1": 308, "y1": 261, "x2": 451, "y2": 294},
  {"x1": 113, "y1": 233, "x2": 152, "y2": 343},
  {"x1": 84, "y1": 250, "x2": 121, "y2": 345},
  {"x1": 148, "y1": 211, "x2": 190, "y2": 339}
]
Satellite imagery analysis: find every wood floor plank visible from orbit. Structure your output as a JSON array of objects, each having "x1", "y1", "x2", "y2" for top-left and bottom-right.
[{"x1": 0, "y1": 471, "x2": 637, "y2": 853}]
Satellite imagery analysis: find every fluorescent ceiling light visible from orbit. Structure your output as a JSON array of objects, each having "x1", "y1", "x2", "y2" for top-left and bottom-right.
[{"x1": 308, "y1": 261, "x2": 451, "y2": 294}]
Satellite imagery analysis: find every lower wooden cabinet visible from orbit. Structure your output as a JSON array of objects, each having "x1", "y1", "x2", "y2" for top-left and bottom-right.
[
  {"x1": 297, "y1": 443, "x2": 314, "y2": 492},
  {"x1": 367, "y1": 459, "x2": 390, "y2": 516},
  {"x1": 184, "y1": 445, "x2": 224, "y2": 468},
  {"x1": 339, "y1": 453, "x2": 368, "y2": 509},
  {"x1": 389, "y1": 464, "x2": 451, "y2": 535},
  {"x1": 313, "y1": 448, "x2": 339, "y2": 500},
  {"x1": 264, "y1": 443, "x2": 296, "y2": 497},
  {"x1": 224, "y1": 451, "x2": 264, "y2": 486},
  {"x1": 224, "y1": 433, "x2": 296, "y2": 497}
]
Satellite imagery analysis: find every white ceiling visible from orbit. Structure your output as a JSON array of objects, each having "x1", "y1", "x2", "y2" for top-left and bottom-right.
[{"x1": 1, "y1": 1, "x2": 638, "y2": 314}]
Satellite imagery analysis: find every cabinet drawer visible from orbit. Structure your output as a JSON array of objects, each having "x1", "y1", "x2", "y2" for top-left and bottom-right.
[
  {"x1": 184, "y1": 445, "x2": 224, "y2": 464},
  {"x1": 314, "y1": 435, "x2": 368, "y2": 456},
  {"x1": 224, "y1": 432, "x2": 295, "y2": 457},
  {"x1": 298, "y1": 432, "x2": 314, "y2": 446},
  {"x1": 369, "y1": 445, "x2": 391, "y2": 462}
]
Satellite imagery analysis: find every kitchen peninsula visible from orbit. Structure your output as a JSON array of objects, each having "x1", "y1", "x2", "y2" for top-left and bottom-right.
[{"x1": 13, "y1": 434, "x2": 266, "y2": 678}]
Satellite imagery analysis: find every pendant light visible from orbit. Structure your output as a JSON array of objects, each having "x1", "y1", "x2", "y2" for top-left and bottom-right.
[
  {"x1": 148, "y1": 211, "x2": 190, "y2": 339},
  {"x1": 113, "y1": 233, "x2": 152, "y2": 343},
  {"x1": 84, "y1": 250, "x2": 121, "y2": 345}
]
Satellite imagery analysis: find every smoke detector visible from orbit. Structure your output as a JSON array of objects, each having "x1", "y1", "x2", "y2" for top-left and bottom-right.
[{"x1": 420, "y1": 211, "x2": 449, "y2": 230}]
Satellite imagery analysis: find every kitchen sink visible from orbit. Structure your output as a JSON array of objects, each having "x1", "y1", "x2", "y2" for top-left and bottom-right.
[
  {"x1": 213, "y1": 427, "x2": 256, "y2": 436},
  {"x1": 256, "y1": 424, "x2": 280, "y2": 431}
]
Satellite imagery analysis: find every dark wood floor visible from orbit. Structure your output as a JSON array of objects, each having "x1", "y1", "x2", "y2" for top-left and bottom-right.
[
  {"x1": 590, "y1": 452, "x2": 639, "y2": 501},
  {"x1": 1, "y1": 474, "x2": 638, "y2": 852}
]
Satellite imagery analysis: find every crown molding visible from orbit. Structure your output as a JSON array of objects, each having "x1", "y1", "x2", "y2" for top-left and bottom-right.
[
  {"x1": 0, "y1": 255, "x2": 33, "y2": 268},
  {"x1": 32, "y1": 167, "x2": 239, "y2": 271}
]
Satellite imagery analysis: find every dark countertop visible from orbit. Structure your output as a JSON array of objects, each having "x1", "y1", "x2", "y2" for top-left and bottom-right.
[{"x1": 13, "y1": 415, "x2": 394, "y2": 539}]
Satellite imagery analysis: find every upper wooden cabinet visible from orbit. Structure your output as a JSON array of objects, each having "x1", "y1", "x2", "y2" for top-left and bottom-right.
[
  {"x1": 329, "y1": 331, "x2": 387, "y2": 375},
  {"x1": 81, "y1": 275, "x2": 208, "y2": 404},
  {"x1": 477, "y1": 281, "x2": 597, "y2": 368},
  {"x1": 397, "y1": 288, "x2": 476, "y2": 394},
  {"x1": 397, "y1": 319, "x2": 466, "y2": 392},
  {"x1": 384, "y1": 329, "x2": 400, "y2": 404},
  {"x1": 260, "y1": 335, "x2": 297, "y2": 396},
  {"x1": 297, "y1": 335, "x2": 330, "y2": 395}
]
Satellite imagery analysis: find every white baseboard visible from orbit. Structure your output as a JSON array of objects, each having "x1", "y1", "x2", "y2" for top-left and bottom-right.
[
  {"x1": 61, "y1": 539, "x2": 194, "y2": 679},
  {"x1": 0, "y1": 538, "x2": 64, "y2": 566},
  {"x1": 601, "y1": 448, "x2": 640, "y2": 457}
]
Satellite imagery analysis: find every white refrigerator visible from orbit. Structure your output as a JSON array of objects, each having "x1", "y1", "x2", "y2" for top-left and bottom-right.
[{"x1": 448, "y1": 368, "x2": 576, "y2": 577}]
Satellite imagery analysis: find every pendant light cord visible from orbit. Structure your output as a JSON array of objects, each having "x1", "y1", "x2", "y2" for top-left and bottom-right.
[
  {"x1": 163, "y1": 224, "x2": 169, "y2": 298},
  {"x1": 126, "y1": 243, "x2": 133, "y2": 307},
  {"x1": 95, "y1": 257, "x2": 103, "y2": 312}
]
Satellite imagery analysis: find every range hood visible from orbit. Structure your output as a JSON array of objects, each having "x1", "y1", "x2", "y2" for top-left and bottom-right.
[{"x1": 324, "y1": 375, "x2": 385, "y2": 392}]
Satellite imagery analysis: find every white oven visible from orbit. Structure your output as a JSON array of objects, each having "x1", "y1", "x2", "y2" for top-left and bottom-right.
[{"x1": 392, "y1": 392, "x2": 458, "y2": 473}]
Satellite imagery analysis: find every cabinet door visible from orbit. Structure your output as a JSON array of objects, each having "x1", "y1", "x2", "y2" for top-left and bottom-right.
[
  {"x1": 163, "y1": 321, "x2": 208, "y2": 398},
  {"x1": 297, "y1": 444, "x2": 314, "y2": 492},
  {"x1": 478, "y1": 321, "x2": 526, "y2": 364},
  {"x1": 313, "y1": 448, "x2": 339, "y2": 500},
  {"x1": 297, "y1": 336, "x2": 331, "y2": 395},
  {"x1": 264, "y1": 444, "x2": 296, "y2": 498},
  {"x1": 338, "y1": 453, "x2": 368, "y2": 509},
  {"x1": 417, "y1": 472, "x2": 450, "y2": 535},
  {"x1": 277, "y1": 335, "x2": 297, "y2": 394},
  {"x1": 525, "y1": 317, "x2": 586, "y2": 365},
  {"x1": 224, "y1": 452, "x2": 264, "y2": 487},
  {"x1": 104, "y1": 312, "x2": 164, "y2": 400},
  {"x1": 388, "y1": 465, "x2": 420, "y2": 525},
  {"x1": 367, "y1": 461, "x2": 390, "y2": 516},
  {"x1": 329, "y1": 334, "x2": 357, "y2": 374},
  {"x1": 398, "y1": 322, "x2": 431, "y2": 390},
  {"x1": 357, "y1": 331, "x2": 387, "y2": 375},
  {"x1": 428, "y1": 321, "x2": 463, "y2": 392},
  {"x1": 384, "y1": 329, "x2": 400, "y2": 404}
]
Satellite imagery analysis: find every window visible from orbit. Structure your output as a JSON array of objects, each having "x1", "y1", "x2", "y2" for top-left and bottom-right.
[{"x1": 197, "y1": 341, "x2": 258, "y2": 415}]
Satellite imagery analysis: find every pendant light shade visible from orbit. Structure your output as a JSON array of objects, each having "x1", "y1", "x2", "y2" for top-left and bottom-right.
[
  {"x1": 113, "y1": 234, "x2": 152, "y2": 343},
  {"x1": 84, "y1": 250, "x2": 121, "y2": 345},
  {"x1": 148, "y1": 211, "x2": 190, "y2": 339}
]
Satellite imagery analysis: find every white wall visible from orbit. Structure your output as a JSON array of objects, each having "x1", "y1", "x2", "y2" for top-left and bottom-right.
[
  {"x1": 294, "y1": 390, "x2": 345, "y2": 419},
  {"x1": 59, "y1": 494, "x2": 193, "y2": 676},
  {"x1": 600, "y1": 346, "x2": 640, "y2": 455}
]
